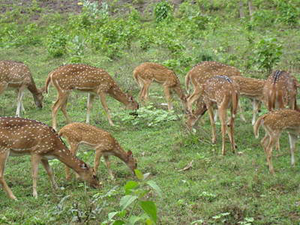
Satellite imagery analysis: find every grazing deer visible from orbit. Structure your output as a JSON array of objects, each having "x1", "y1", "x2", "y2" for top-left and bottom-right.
[
  {"x1": 263, "y1": 70, "x2": 298, "y2": 111},
  {"x1": 45, "y1": 64, "x2": 139, "y2": 130},
  {"x1": 0, "y1": 60, "x2": 43, "y2": 116},
  {"x1": 254, "y1": 109, "x2": 300, "y2": 174},
  {"x1": 0, "y1": 117, "x2": 100, "y2": 200},
  {"x1": 185, "y1": 61, "x2": 241, "y2": 112},
  {"x1": 59, "y1": 122, "x2": 137, "y2": 180},
  {"x1": 186, "y1": 75, "x2": 239, "y2": 155},
  {"x1": 231, "y1": 76, "x2": 265, "y2": 125},
  {"x1": 133, "y1": 62, "x2": 187, "y2": 111}
]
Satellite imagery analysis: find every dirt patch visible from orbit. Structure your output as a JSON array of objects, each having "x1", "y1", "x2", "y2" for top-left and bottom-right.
[{"x1": 1, "y1": 0, "x2": 183, "y2": 19}]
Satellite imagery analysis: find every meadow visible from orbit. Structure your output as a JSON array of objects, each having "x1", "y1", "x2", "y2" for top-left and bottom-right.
[{"x1": 0, "y1": 0, "x2": 300, "y2": 224}]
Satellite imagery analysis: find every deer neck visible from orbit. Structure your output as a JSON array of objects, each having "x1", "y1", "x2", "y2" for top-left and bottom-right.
[
  {"x1": 27, "y1": 77, "x2": 41, "y2": 97},
  {"x1": 53, "y1": 148, "x2": 86, "y2": 174},
  {"x1": 108, "y1": 84, "x2": 130, "y2": 106},
  {"x1": 111, "y1": 144, "x2": 128, "y2": 164}
]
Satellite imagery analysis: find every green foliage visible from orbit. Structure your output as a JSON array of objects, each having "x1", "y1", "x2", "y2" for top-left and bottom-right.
[
  {"x1": 251, "y1": 37, "x2": 283, "y2": 72},
  {"x1": 102, "y1": 170, "x2": 161, "y2": 224},
  {"x1": 275, "y1": 0, "x2": 300, "y2": 26},
  {"x1": 67, "y1": 35, "x2": 85, "y2": 63},
  {"x1": 45, "y1": 26, "x2": 68, "y2": 57},
  {"x1": 0, "y1": 1, "x2": 300, "y2": 224},
  {"x1": 112, "y1": 104, "x2": 180, "y2": 127},
  {"x1": 154, "y1": 1, "x2": 173, "y2": 23}
]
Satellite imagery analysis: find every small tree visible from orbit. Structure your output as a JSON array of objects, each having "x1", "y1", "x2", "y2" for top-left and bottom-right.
[{"x1": 252, "y1": 37, "x2": 283, "y2": 74}]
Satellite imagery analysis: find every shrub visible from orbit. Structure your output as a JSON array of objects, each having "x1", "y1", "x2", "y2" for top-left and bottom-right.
[
  {"x1": 251, "y1": 37, "x2": 283, "y2": 73},
  {"x1": 154, "y1": 1, "x2": 173, "y2": 23},
  {"x1": 45, "y1": 26, "x2": 68, "y2": 58}
]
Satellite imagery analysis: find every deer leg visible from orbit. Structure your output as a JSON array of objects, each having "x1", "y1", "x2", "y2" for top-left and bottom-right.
[
  {"x1": 143, "y1": 81, "x2": 152, "y2": 102},
  {"x1": 288, "y1": 133, "x2": 297, "y2": 167},
  {"x1": 252, "y1": 99, "x2": 261, "y2": 125},
  {"x1": 104, "y1": 155, "x2": 114, "y2": 180},
  {"x1": 228, "y1": 112, "x2": 236, "y2": 153},
  {"x1": 31, "y1": 154, "x2": 42, "y2": 198},
  {"x1": 237, "y1": 104, "x2": 246, "y2": 122},
  {"x1": 265, "y1": 133, "x2": 279, "y2": 174},
  {"x1": 86, "y1": 93, "x2": 96, "y2": 124},
  {"x1": 16, "y1": 85, "x2": 26, "y2": 117},
  {"x1": 218, "y1": 105, "x2": 228, "y2": 155},
  {"x1": 261, "y1": 134, "x2": 269, "y2": 149},
  {"x1": 52, "y1": 93, "x2": 69, "y2": 130},
  {"x1": 99, "y1": 92, "x2": 115, "y2": 126},
  {"x1": 163, "y1": 86, "x2": 173, "y2": 111},
  {"x1": 60, "y1": 93, "x2": 71, "y2": 124},
  {"x1": 65, "y1": 142, "x2": 79, "y2": 180},
  {"x1": 207, "y1": 105, "x2": 216, "y2": 144},
  {"x1": 0, "y1": 150, "x2": 17, "y2": 200},
  {"x1": 41, "y1": 159, "x2": 58, "y2": 190}
]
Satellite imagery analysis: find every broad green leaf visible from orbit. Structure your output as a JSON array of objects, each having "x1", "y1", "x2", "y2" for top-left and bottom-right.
[
  {"x1": 129, "y1": 215, "x2": 142, "y2": 225},
  {"x1": 146, "y1": 180, "x2": 162, "y2": 197},
  {"x1": 120, "y1": 195, "x2": 138, "y2": 210},
  {"x1": 146, "y1": 218, "x2": 154, "y2": 225},
  {"x1": 113, "y1": 220, "x2": 125, "y2": 225},
  {"x1": 134, "y1": 169, "x2": 144, "y2": 180},
  {"x1": 140, "y1": 201, "x2": 157, "y2": 223},
  {"x1": 108, "y1": 212, "x2": 118, "y2": 220},
  {"x1": 124, "y1": 181, "x2": 139, "y2": 194}
]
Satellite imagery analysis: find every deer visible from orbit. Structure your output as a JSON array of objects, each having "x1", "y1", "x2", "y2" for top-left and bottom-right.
[
  {"x1": 44, "y1": 64, "x2": 139, "y2": 130},
  {"x1": 59, "y1": 122, "x2": 137, "y2": 180},
  {"x1": 0, "y1": 60, "x2": 44, "y2": 117},
  {"x1": 263, "y1": 70, "x2": 298, "y2": 112},
  {"x1": 133, "y1": 62, "x2": 187, "y2": 111},
  {"x1": 0, "y1": 117, "x2": 100, "y2": 200},
  {"x1": 186, "y1": 75, "x2": 240, "y2": 155},
  {"x1": 185, "y1": 61, "x2": 241, "y2": 113},
  {"x1": 231, "y1": 76, "x2": 265, "y2": 125},
  {"x1": 254, "y1": 109, "x2": 300, "y2": 174}
]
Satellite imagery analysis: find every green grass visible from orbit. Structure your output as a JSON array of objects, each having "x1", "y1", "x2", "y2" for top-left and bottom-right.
[{"x1": 1, "y1": 1, "x2": 300, "y2": 224}]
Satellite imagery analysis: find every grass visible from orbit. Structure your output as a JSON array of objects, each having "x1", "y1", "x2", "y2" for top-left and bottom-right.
[{"x1": 1, "y1": 1, "x2": 300, "y2": 224}]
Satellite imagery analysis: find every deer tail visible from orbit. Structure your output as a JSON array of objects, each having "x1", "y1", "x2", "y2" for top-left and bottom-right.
[
  {"x1": 231, "y1": 90, "x2": 239, "y2": 119},
  {"x1": 44, "y1": 72, "x2": 53, "y2": 94},
  {"x1": 185, "y1": 73, "x2": 191, "y2": 91},
  {"x1": 253, "y1": 115, "x2": 265, "y2": 138},
  {"x1": 267, "y1": 83, "x2": 276, "y2": 111}
]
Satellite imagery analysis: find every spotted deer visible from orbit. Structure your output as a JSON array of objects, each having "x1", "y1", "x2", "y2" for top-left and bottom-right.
[
  {"x1": 263, "y1": 70, "x2": 298, "y2": 111},
  {"x1": 185, "y1": 61, "x2": 241, "y2": 112},
  {"x1": 0, "y1": 60, "x2": 44, "y2": 116},
  {"x1": 133, "y1": 62, "x2": 187, "y2": 111},
  {"x1": 59, "y1": 122, "x2": 137, "y2": 180},
  {"x1": 231, "y1": 76, "x2": 265, "y2": 125},
  {"x1": 0, "y1": 117, "x2": 100, "y2": 200},
  {"x1": 186, "y1": 75, "x2": 239, "y2": 155},
  {"x1": 45, "y1": 64, "x2": 139, "y2": 130},
  {"x1": 254, "y1": 109, "x2": 300, "y2": 174}
]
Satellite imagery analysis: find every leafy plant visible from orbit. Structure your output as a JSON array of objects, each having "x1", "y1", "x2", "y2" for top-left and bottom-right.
[
  {"x1": 154, "y1": 1, "x2": 173, "y2": 23},
  {"x1": 67, "y1": 35, "x2": 85, "y2": 63},
  {"x1": 45, "y1": 26, "x2": 68, "y2": 58},
  {"x1": 251, "y1": 37, "x2": 282, "y2": 73},
  {"x1": 102, "y1": 170, "x2": 162, "y2": 224},
  {"x1": 112, "y1": 104, "x2": 180, "y2": 127}
]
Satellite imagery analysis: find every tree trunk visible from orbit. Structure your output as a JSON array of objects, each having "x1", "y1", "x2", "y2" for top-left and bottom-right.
[
  {"x1": 248, "y1": 0, "x2": 254, "y2": 19},
  {"x1": 239, "y1": 1, "x2": 245, "y2": 18}
]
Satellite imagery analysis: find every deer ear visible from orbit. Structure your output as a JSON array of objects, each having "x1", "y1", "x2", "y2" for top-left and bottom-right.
[{"x1": 127, "y1": 150, "x2": 133, "y2": 157}]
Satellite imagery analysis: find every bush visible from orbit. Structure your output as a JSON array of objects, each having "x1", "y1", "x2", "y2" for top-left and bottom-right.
[
  {"x1": 154, "y1": 1, "x2": 173, "y2": 23},
  {"x1": 45, "y1": 26, "x2": 68, "y2": 58},
  {"x1": 251, "y1": 37, "x2": 283, "y2": 72}
]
